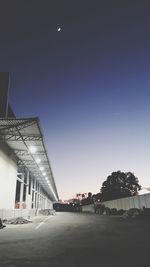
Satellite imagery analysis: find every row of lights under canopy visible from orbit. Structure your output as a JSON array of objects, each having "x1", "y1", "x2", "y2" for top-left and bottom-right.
[
  {"x1": 29, "y1": 146, "x2": 51, "y2": 187},
  {"x1": 28, "y1": 146, "x2": 58, "y2": 200}
]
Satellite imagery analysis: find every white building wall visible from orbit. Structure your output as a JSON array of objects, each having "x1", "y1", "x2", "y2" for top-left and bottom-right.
[
  {"x1": 26, "y1": 195, "x2": 32, "y2": 209},
  {"x1": 0, "y1": 143, "x2": 54, "y2": 216},
  {"x1": 0, "y1": 144, "x2": 17, "y2": 209},
  {"x1": 47, "y1": 200, "x2": 53, "y2": 209}
]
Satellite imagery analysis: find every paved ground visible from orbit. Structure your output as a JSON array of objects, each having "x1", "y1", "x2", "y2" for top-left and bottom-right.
[{"x1": 0, "y1": 212, "x2": 150, "y2": 267}]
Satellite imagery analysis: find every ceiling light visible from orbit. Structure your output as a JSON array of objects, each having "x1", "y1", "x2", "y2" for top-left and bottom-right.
[
  {"x1": 39, "y1": 167, "x2": 44, "y2": 171},
  {"x1": 29, "y1": 146, "x2": 37, "y2": 154},
  {"x1": 36, "y1": 158, "x2": 41, "y2": 164}
]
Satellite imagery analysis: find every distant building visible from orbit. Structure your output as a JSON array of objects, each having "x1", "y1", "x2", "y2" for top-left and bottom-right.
[{"x1": 0, "y1": 73, "x2": 58, "y2": 219}]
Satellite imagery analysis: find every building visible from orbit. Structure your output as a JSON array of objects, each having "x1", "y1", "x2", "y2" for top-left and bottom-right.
[{"x1": 0, "y1": 73, "x2": 59, "y2": 219}]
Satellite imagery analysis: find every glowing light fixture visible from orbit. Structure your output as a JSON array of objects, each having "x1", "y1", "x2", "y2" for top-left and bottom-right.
[
  {"x1": 39, "y1": 166, "x2": 44, "y2": 171},
  {"x1": 36, "y1": 158, "x2": 41, "y2": 164},
  {"x1": 42, "y1": 172, "x2": 46, "y2": 176},
  {"x1": 29, "y1": 146, "x2": 37, "y2": 154}
]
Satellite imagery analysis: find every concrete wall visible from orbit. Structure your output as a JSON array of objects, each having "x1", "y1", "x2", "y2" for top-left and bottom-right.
[
  {"x1": 0, "y1": 144, "x2": 17, "y2": 209},
  {"x1": 82, "y1": 204, "x2": 94, "y2": 213},
  {"x1": 0, "y1": 209, "x2": 37, "y2": 220}
]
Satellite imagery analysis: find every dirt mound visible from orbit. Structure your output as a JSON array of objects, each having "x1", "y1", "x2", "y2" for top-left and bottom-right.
[
  {"x1": 39, "y1": 209, "x2": 56, "y2": 216},
  {"x1": 4, "y1": 217, "x2": 32, "y2": 225}
]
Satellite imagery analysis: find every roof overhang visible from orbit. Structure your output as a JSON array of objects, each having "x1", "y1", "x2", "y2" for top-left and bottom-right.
[{"x1": 0, "y1": 117, "x2": 59, "y2": 201}]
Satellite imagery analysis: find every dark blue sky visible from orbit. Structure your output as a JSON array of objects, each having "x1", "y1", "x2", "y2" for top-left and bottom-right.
[{"x1": 0, "y1": 1, "x2": 150, "y2": 199}]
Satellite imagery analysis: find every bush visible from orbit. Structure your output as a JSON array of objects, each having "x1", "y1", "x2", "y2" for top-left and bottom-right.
[
  {"x1": 94, "y1": 204, "x2": 105, "y2": 214},
  {"x1": 105, "y1": 207, "x2": 111, "y2": 215},
  {"x1": 110, "y1": 208, "x2": 117, "y2": 215},
  {"x1": 122, "y1": 208, "x2": 141, "y2": 219},
  {"x1": 117, "y1": 209, "x2": 125, "y2": 215}
]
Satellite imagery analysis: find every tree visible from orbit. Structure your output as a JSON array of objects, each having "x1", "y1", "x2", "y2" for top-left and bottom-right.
[
  {"x1": 92, "y1": 193, "x2": 102, "y2": 202},
  {"x1": 81, "y1": 192, "x2": 93, "y2": 205},
  {"x1": 87, "y1": 192, "x2": 92, "y2": 199},
  {"x1": 101, "y1": 171, "x2": 141, "y2": 201}
]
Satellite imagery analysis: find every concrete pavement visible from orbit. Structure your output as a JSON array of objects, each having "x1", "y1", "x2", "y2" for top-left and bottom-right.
[{"x1": 0, "y1": 212, "x2": 150, "y2": 267}]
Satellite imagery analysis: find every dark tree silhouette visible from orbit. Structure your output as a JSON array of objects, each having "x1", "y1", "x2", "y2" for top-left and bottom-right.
[
  {"x1": 92, "y1": 193, "x2": 102, "y2": 202},
  {"x1": 81, "y1": 192, "x2": 93, "y2": 205},
  {"x1": 88, "y1": 192, "x2": 92, "y2": 199},
  {"x1": 101, "y1": 171, "x2": 141, "y2": 201}
]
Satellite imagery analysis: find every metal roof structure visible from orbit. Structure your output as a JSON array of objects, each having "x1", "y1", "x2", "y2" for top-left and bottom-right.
[{"x1": 0, "y1": 117, "x2": 59, "y2": 201}]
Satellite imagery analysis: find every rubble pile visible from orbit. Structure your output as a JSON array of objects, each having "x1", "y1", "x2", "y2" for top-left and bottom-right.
[
  {"x1": 39, "y1": 209, "x2": 56, "y2": 216},
  {"x1": 4, "y1": 217, "x2": 32, "y2": 225}
]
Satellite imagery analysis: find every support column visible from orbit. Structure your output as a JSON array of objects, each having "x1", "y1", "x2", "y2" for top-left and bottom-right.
[
  {"x1": 26, "y1": 170, "x2": 31, "y2": 209},
  {"x1": 19, "y1": 174, "x2": 24, "y2": 209}
]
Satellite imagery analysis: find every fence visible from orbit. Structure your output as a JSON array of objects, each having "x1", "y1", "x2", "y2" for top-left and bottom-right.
[
  {"x1": 82, "y1": 193, "x2": 150, "y2": 213},
  {"x1": 102, "y1": 193, "x2": 150, "y2": 210}
]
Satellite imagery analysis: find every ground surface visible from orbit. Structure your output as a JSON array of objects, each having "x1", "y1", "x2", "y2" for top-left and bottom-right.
[{"x1": 0, "y1": 212, "x2": 150, "y2": 267}]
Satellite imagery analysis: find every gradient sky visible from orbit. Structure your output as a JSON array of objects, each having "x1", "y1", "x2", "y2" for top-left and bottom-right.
[{"x1": 0, "y1": 1, "x2": 150, "y2": 199}]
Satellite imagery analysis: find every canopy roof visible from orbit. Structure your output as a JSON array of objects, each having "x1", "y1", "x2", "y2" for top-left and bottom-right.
[{"x1": 0, "y1": 117, "x2": 59, "y2": 201}]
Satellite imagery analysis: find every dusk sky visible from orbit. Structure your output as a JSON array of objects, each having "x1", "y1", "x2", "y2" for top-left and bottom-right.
[{"x1": 0, "y1": 1, "x2": 150, "y2": 199}]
